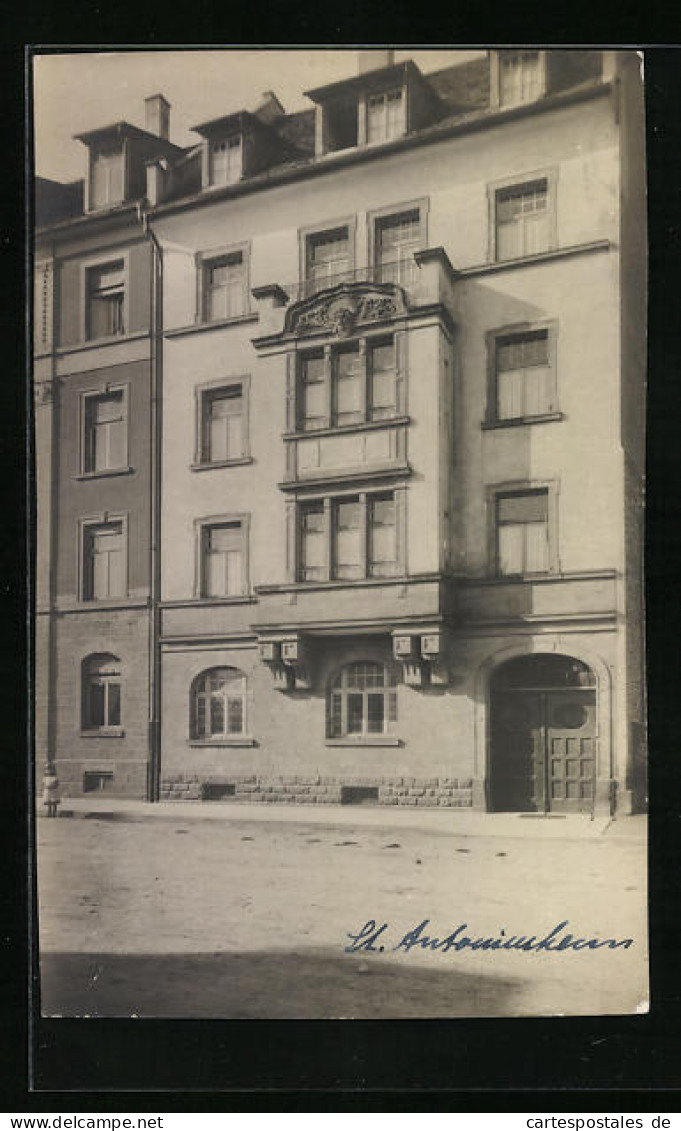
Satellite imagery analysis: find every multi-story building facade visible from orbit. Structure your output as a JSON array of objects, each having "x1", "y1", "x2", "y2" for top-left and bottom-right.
[{"x1": 34, "y1": 49, "x2": 646, "y2": 816}]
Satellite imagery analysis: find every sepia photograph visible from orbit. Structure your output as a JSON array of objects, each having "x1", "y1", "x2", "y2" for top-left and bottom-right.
[{"x1": 32, "y1": 46, "x2": 648, "y2": 1022}]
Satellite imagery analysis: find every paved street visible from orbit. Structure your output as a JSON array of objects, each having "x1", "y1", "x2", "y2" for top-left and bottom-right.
[{"x1": 37, "y1": 806, "x2": 648, "y2": 1019}]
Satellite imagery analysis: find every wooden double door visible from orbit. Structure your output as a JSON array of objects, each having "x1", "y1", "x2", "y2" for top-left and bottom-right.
[{"x1": 490, "y1": 656, "x2": 597, "y2": 814}]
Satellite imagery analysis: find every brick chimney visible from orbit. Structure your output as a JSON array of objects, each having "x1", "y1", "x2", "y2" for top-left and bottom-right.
[
  {"x1": 145, "y1": 94, "x2": 170, "y2": 140},
  {"x1": 357, "y1": 49, "x2": 395, "y2": 75}
]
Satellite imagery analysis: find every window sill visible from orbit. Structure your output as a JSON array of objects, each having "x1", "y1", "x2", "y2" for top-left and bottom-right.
[
  {"x1": 164, "y1": 313, "x2": 258, "y2": 338},
  {"x1": 283, "y1": 416, "x2": 410, "y2": 441},
  {"x1": 326, "y1": 736, "x2": 402, "y2": 747},
  {"x1": 80, "y1": 728, "x2": 125, "y2": 739},
  {"x1": 460, "y1": 240, "x2": 611, "y2": 279},
  {"x1": 482, "y1": 413, "x2": 564, "y2": 430},
  {"x1": 56, "y1": 330, "x2": 149, "y2": 356},
  {"x1": 73, "y1": 466, "x2": 135, "y2": 481},
  {"x1": 188, "y1": 737, "x2": 256, "y2": 748},
  {"x1": 190, "y1": 457, "x2": 254, "y2": 472}
]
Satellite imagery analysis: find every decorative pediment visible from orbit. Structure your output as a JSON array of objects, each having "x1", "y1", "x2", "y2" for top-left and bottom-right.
[{"x1": 284, "y1": 282, "x2": 408, "y2": 338}]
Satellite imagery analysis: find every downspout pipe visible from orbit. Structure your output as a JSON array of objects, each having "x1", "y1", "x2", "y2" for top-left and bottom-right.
[{"x1": 139, "y1": 200, "x2": 163, "y2": 802}]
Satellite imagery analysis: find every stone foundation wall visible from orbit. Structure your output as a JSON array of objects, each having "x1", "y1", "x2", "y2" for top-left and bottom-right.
[{"x1": 160, "y1": 774, "x2": 473, "y2": 807}]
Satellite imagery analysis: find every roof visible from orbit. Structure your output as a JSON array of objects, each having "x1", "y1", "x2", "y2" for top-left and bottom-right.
[
  {"x1": 304, "y1": 59, "x2": 422, "y2": 102},
  {"x1": 73, "y1": 120, "x2": 184, "y2": 158}
]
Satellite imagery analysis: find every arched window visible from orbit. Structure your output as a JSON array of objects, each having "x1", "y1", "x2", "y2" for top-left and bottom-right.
[
  {"x1": 82, "y1": 653, "x2": 121, "y2": 730},
  {"x1": 191, "y1": 667, "x2": 248, "y2": 739},
  {"x1": 328, "y1": 661, "x2": 398, "y2": 738}
]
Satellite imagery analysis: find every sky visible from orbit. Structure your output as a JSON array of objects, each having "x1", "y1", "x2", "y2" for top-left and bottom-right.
[{"x1": 33, "y1": 49, "x2": 484, "y2": 183}]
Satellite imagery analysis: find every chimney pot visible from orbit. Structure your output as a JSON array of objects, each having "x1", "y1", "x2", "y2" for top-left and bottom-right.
[
  {"x1": 145, "y1": 94, "x2": 171, "y2": 140},
  {"x1": 357, "y1": 49, "x2": 395, "y2": 75}
]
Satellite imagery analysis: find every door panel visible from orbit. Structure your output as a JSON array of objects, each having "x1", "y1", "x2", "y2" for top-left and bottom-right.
[
  {"x1": 490, "y1": 687, "x2": 597, "y2": 813},
  {"x1": 490, "y1": 691, "x2": 544, "y2": 811},
  {"x1": 545, "y1": 692, "x2": 597, "y2": 813}
]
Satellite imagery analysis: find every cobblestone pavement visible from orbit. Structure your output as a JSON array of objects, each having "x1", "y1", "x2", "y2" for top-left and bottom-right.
[{"x1": 37, "y1": 810, "x2": 648, "y2": 1019}]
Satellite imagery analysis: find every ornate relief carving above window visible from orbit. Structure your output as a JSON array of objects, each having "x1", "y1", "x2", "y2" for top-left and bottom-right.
[{"x1": 284, "y1": 282, "x2": 408, "y2": 338}]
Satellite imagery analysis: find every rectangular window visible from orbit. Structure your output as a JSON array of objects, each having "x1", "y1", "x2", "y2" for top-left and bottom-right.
[
  {"x1": 333, "y1": 345, "x2": 363, "y2": 427},
  {"x1": 305, "y1": 228, "x2": 351, "y2": 296},
  {"x1": 297, "y1": 336, "x2": 400, "y2": 432},
  {"x1": 299, "y1": 352, "x2": 327, "y2": 432},
  {"x1": 367, "y1": 89, "x2": 405, "y2": 144},
  {"x1": 210, "y1": 135, "x2": 242, "y2": 186},
  {"x1": 368, "y1": 339, "x2": 398, "y2": 420},
  {"x1": 300, "y1": 501, "x2": 326, "y2": 581},
  {"x1": 368, "y1": 492, "x2": 397, "y2": 577},
  {"x1": 203, "y1": 253, "x2": 246, "y2": 322},
  {"x1": 90, "y1": 146, "x2": 124, "y2": 209},
  {"x1": 495, "y1": 179, "x2": 550, "y2": 261},
  {"x1": 375, "y1": 210, "x2": 420, "y2": 286},
  {"x1": 499, "y1": 51, "x2": 543, "y2": 106},
  {"x1": 297, "y1": 490, "x2": 401, "y2": 582},
  {"x1": 84, "y1": 390, "x2": 127, "y2": 472},
  {"x1": 202, "y1": 386, "x2": 244, "y2": 463},
  {"x1": 333, "y1": 497, "x2": 363, "y2": 579},
  {"x1": 496, "y1": 490, "x2": 550, "y2": 576},
  {"x1": 202, "y1": 522, "x2": 245, "y2": 597},
  {"x1": 87, "y1": 261, "x2": 125, "y2": 339},
  {"x1": 83, "y1": 521, "x2": 125, "y2": 600},
  {"x1": 494, "y1": 330, "x2": 553, "y2": 420}
]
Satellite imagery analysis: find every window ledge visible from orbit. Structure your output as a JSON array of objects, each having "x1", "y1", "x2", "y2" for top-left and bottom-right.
[
  {"x1": 188, "y1": 737, "x2": 256, "y2": 748},
  {"x1": 73, "y1": 466, "x2": 135, "y2": 481},
  {"x1": 461, "y1": 240, "x2": 611, "y2": 279},
  {"x1": 279, "y1": 464, "x2": 411, "y2": 491},
  {"x1": 482, "y1": 412, "x2": 564, "y2": 431},
  {"x1": 283, "y1": 416, "x2": 410, "y2": 441},
  {"x1": 164, "y1": 313, "x2": 259, "y2": 338},
  {"x1": 56, "y1": 330, "x2": 149, "y2": 356},
  {"x1": 80, "y1": 728, "x2": 125, "y2": 739},
  {"x1": 186, "y1": 595, "x2": 257, "y2": 607},
  {"x1": 190, "y1": 457, "x2": 254, "y2": 472},
  {"x1": 326, "y1": 737, "x2": 402, "y2": 747}
]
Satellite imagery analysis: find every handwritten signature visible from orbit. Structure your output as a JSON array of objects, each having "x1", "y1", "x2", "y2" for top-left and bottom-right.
[{"x1": 344, "y1": 919, "x2": 634, "y2": 955}]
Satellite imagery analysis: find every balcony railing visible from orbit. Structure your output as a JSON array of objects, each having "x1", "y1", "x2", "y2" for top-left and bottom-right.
[{"x1": 283, "y1": 257, "x2": 420, "y2": 304}]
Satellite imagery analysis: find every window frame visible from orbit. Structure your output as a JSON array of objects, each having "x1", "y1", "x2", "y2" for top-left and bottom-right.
[
  {"x1": 78, "y1": 512, "x2": 129, "y2": 603},
  {"x1": 326, "y1": 659, "x2": 401, "y2": 745},
  {"x1": 79, "y1": 382, "x2": 130, "y2": 476},
  {"x1": 298, "y1": 217, "x2": 357, "y2": 298},
  {"x1": 484, "y1": 320, "x2": 560, "y2": 427},
  {"x1": 487, "y1": 168, "x2": 558, "y2": 264},
  {"x1": 365, "y1": 86, "x2": 407, "y2": 145},
  {"x1": 487, "y1": 480, "x2": 560, "y2": 578},
  {"x1": 367, "y1": 198, "x2": 429, "y2": 288},
  {"x1": 207, "y1": 133, "x2": 243, "y2": 188},
  {"x1": 196, "y1": 242, "x2": 251, "y2": 325},
  {"x1": 80, "y1": 652, "x2": 123, "y2": 735},
  {"x1": 489, "y1": 49, "x2": 548, "y2": 109},
  {"x1": 189, "y1": 665, "x2": 255, "y2": 746},
  {"x1": 293, "y1": 331, "x2": 406, "y2": 434},
  {"x1": 193, "y1": 375, "x2": 252, "y2": 469},
  {"x1": 87, "y1": 141, "x2": 128, "y2": 212},
  {"x1": 194, "y1": 513, "x2": 251, "y2": 600},
  {"x1": 294, "y1": 486, "x2": 406, "y2": 584},
  {"x1": 78, "y1": 251, "x2": 130, "y2": 343}
]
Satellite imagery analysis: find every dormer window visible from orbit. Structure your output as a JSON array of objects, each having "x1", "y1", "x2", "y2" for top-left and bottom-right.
[
  {"x1": 367, "y1": 89, "x2": 405, "y2": 144},
  {"x1": 496, "y1": 50, "x2": 546, "y2": 107},
  {"x1": 209, "y1": 135, "x2": 242, "y2": 186},
  {"x1": 90, "y1": 144, "x2": 124, "y2": 209}
]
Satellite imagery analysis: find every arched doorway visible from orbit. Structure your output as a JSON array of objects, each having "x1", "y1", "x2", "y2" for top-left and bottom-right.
[{"x1": 489, "y1": 654, "x2": 597, "y2": 813}]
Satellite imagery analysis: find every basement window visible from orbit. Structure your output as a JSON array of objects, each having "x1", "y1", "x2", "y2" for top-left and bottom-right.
[
  {"x1": 83, "y1": 770, "x2": 115, "y2": 793},
  {"x1": 341, "y1": 785, "x2": 379, "y2": 806},
  {"x1": 201, "y1": 782, "x2": 236, "y2": 801}
]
